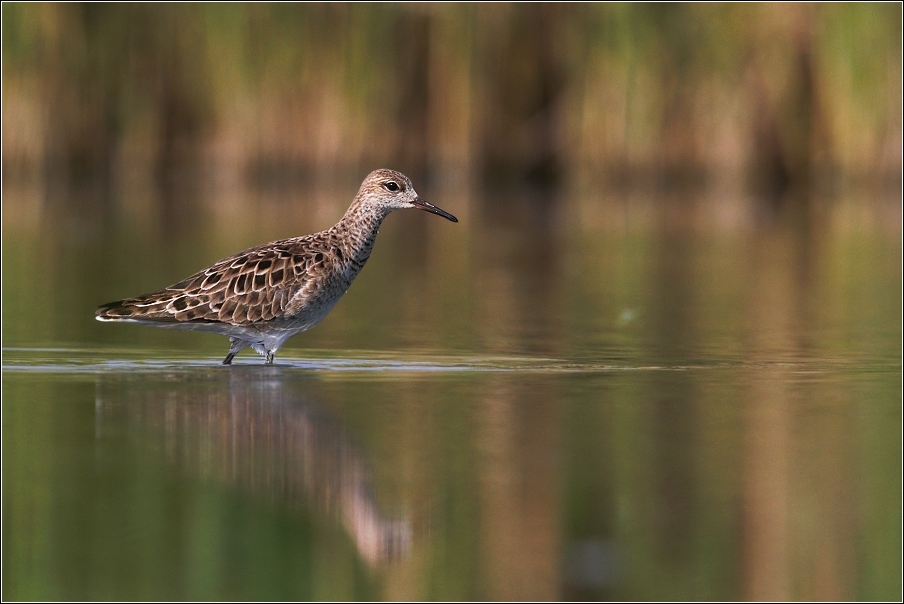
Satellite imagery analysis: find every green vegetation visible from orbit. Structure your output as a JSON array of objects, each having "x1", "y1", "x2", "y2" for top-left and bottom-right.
[{"x1": 2, "y1": 3, "x2": 900, "y2": 194}]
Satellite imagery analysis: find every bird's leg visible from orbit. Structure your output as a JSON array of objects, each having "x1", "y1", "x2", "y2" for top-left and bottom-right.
[
  {"x1": 250, "y1": 342, "x2": 275, "y2": 365},
  {"x1": 223, "y1": 338, "x2": 249, "y2": 365}
]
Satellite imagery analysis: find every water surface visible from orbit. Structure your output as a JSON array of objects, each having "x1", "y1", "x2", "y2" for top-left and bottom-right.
[{"x1": 3, "y1": 184, "x2": 901, "y2": 600}]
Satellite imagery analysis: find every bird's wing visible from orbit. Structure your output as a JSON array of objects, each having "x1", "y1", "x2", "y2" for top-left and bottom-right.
[{"x1": 96, "y1": 238, "x2": 337, "y2": 325}]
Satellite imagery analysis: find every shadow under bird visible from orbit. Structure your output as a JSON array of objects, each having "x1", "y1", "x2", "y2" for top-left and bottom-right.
[{"x1": 96, "y1": 169, "x2": 458, "y2": 364}]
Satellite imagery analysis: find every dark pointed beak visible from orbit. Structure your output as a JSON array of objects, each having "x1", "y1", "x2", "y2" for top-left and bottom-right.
[{"x1": 412, "y1": 196, "x2": 458, "y2": 222}]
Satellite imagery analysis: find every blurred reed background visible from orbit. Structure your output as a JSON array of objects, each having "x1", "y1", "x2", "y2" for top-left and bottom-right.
[{"x1": 3, "y1": 2, "x2": 900, "y2": 222}]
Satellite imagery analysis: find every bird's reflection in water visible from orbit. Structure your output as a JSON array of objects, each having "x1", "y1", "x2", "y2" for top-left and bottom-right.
[{"x1": 94, "y1": 367, "x2": 411, "y2": 566}]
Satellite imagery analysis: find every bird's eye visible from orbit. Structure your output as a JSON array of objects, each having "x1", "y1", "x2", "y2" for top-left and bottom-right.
[{"x1": 384, "y1": 181, "x2": 400, "y2": 192}]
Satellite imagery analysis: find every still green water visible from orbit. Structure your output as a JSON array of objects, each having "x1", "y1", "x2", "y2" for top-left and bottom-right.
[{"x1": 2, "y1": 183, "x2": 901, "y2": 600}]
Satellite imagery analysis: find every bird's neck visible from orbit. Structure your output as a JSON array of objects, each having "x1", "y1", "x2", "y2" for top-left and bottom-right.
[{"x1": 334, "y1": 198, "x2": 391, "y2": 261}]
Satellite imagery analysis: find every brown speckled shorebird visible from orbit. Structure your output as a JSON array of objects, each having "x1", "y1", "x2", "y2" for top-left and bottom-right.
[{"x1": 96, "y1": 169, "x2": 457, "y2": 364}]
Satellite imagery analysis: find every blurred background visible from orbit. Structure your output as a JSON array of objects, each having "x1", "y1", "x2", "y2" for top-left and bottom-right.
[
  {"x1": 3, "y1": 3, "x2": 901, "y2": 219},
  {"x1": 2, "y1": 3, "x2": 901, "y2": 601}
]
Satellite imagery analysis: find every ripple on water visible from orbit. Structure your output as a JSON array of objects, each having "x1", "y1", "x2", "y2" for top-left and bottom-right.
[{"x1": 2, "y1": 346, "x2": 894, "y2": 378}]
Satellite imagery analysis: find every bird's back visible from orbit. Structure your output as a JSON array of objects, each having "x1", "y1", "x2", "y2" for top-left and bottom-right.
[{"x1": 96, "y1": 228, "x2": 361, "y2": 329}]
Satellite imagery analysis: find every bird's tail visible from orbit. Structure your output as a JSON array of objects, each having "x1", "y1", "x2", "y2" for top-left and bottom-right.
[{"x1": 95, "y1": 297, "x2": 172, "y2": 322}]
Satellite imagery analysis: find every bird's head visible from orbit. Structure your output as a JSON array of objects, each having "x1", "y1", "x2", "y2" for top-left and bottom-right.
[{"x1": 355, "y1": 169, "x2": 458, "y2": 222}]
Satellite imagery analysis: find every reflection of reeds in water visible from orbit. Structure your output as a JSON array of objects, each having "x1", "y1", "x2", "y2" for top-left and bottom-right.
[
  {"x1": 94, "y1": 370, "x2": 410, "y2": 566},
  {"x1": 740, "y1": 225, "x2": 858, "y2": 601}
]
